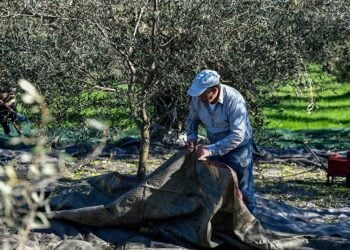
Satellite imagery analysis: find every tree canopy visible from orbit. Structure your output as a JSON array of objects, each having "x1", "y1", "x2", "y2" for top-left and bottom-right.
[{"x1": 1, "y1": 0, "x2": 349, "y2": 175}]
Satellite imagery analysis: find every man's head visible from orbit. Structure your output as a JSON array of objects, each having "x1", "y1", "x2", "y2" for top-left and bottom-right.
[{"x1": 188, "y1": 69, "x2": 220, "y2": 104}]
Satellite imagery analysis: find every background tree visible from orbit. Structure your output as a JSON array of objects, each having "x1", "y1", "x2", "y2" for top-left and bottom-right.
[{"x1": 1, "y1": 0, "x2": 349, "y2": 177}]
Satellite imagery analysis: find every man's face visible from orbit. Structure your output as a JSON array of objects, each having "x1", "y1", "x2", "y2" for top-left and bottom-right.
[{"x1": 199, "y1": 87, "x2": 218, "y2": 104}]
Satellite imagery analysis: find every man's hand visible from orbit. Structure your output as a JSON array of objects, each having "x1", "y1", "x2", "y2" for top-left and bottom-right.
[
  {"x1": 196, "y1": 145, "x2": 210, "y2": 160},
  {"x1": 186, "y1": 139, "x2": 197, "y2": 152}
]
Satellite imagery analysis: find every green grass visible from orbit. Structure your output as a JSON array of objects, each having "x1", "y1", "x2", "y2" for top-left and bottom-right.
[
  {"x1": 260, "y1": 64, "x2": 350, "y2": 150},
  {"x1": 263, "y1": 64, "x2": 350, "y2": 130}
]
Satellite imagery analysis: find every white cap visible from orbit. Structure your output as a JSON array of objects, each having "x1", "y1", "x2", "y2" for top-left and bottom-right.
[{"x1": 187, "y1": 70, "x2": 220, "y2": 97}]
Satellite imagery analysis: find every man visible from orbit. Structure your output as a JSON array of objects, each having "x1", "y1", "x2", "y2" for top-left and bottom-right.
[
  {"x1": 186, "y1": 69, "x2": 256, "y2": 214},
  {"x1": 0, "y1": 89, "x2": 26, "y2": 136}
]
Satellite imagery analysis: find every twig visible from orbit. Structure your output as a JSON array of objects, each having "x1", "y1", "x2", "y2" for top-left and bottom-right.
[
  {"x1": 93, "y1": 85, "x2": 116, "y2": 92},
  {"x1": 133, "y1": 2, "x2": 148, "y2": 37},
  {"x1": 302, "y1": 142, "x2": 327, "y2": 170}
]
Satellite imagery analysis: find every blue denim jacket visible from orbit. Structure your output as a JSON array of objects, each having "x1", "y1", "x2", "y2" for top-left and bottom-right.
[{"x1": 186, "y1": 84, "x2": 252, "y2": 156}]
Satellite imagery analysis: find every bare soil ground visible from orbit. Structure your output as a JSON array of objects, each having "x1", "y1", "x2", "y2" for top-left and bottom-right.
[{"x1": 255, "y1": 161, "x2": 350, "y2": 209}]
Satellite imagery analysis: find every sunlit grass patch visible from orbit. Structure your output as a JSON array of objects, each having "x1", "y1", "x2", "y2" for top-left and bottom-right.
[{"x1": 263, "y1": 64, "x2": 350, "y2": 130}]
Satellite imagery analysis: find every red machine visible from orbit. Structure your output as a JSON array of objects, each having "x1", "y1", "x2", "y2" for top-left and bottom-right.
[{"x1": 327, "y1": 151, "x2": 350, "y2": 186}]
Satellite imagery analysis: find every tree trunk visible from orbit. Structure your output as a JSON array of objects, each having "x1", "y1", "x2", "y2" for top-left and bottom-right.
[{"x1": 137, "y1": 106, "x2": 150, "y2": 179}]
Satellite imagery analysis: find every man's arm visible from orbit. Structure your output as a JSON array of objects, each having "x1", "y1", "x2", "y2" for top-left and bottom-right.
[
  {"x1": 186, "y1": 98, "x2": 201, "y2": 150},
  {"x1": 0, "y1": 99, "x2": 16, "y2": 114}
]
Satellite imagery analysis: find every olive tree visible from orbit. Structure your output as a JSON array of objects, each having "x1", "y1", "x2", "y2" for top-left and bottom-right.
[
  {"x1": 1, "y1": 0, "x2": 349, "y2": 177},
  {"x1": 88, "y1": 0, "x2": 349, "y2": 178}
]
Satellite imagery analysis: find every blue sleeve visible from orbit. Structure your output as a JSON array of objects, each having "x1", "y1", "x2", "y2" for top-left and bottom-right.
[{"x1": 186, "y1": 98, "x2": 201, "y2": 141}]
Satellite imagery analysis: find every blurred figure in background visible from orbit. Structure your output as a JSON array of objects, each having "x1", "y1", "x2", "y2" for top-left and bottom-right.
[{"x1": 0, "y1": 88, "x2": 27, "y2": 136}]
